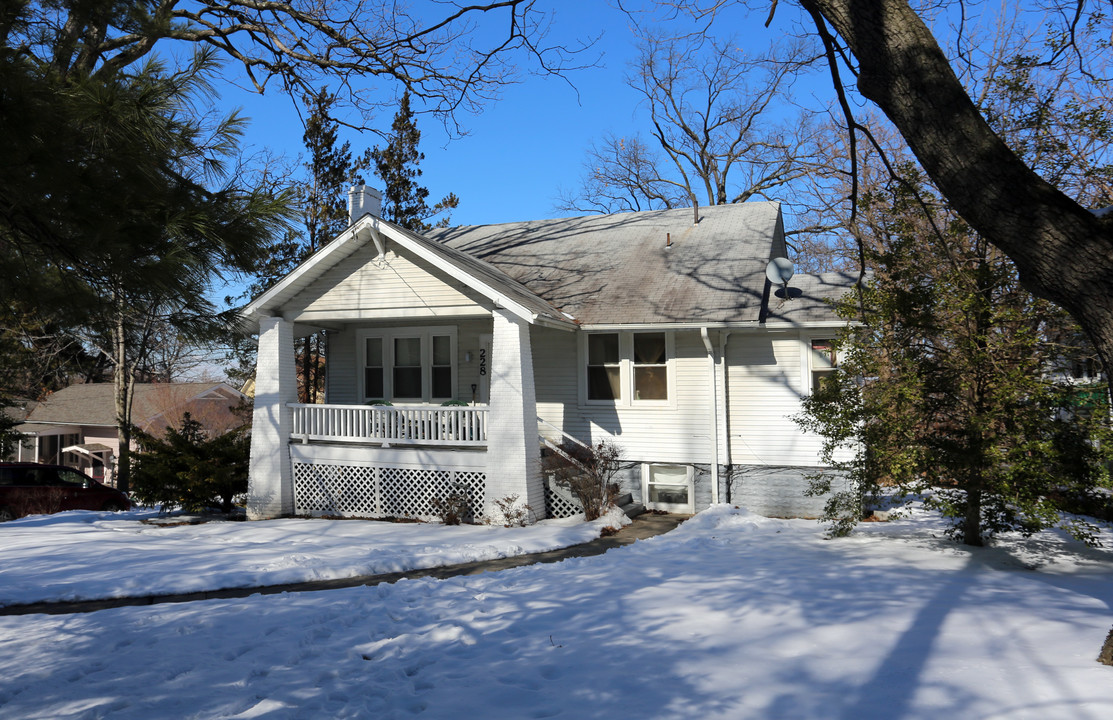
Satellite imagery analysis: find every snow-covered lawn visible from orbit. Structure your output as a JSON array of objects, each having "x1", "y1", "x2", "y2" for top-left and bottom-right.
[
  {"x1": 0, "y1": 508, "x2": 626, "y2": 606},
  {"x1": 1, "y1": 505, "x2": 1112, "y2": 719}
]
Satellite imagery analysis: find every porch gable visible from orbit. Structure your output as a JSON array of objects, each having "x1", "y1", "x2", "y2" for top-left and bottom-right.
[{"x1": 285, "y1": 242, "x2": 491, "y2": 323}]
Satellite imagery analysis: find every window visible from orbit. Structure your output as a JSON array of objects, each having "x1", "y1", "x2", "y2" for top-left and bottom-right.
[
  {"x1": 364, "y1": 338, "x2": 384, "y2": 400},
  {"x1": 809, "y1": 338, "x2": 837, "y2": 392},
  {"x1": 643, "y1": 464, "x2": 694, "y2": 512},
  {"x1": 633, "y1": 333, "x2": 668, "y2": 400},
  {"x1": 432, "y1": 335, "x2": 453, "y2": 398},
  {"x1": 583, "y1": 331, "x2": 674, "y2": 405},
  {"x1": 358, "y1": 328, "x2": 457, "y2": 403},
  {"x1": 57, "y1": 469, "x2": 88, "y2": 488},
  {"x1": 393, "y1": 337, "x2": 423, "y2": 399},
  {"x1": 587, "y1": 333, "x2": 621, "y2": 400}
]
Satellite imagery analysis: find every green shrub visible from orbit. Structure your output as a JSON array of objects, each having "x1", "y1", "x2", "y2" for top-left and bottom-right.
[{"x1": 130, "y1": 413, "x2": 249, "y2": 513}]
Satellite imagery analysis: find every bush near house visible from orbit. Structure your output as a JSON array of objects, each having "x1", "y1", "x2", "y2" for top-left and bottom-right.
[
  {"x1": 553, "y1": 439, "x2": 624, "y2": 521},
  {"x1": 130, "y1": 413, "x2": 249, "y2": 513}
]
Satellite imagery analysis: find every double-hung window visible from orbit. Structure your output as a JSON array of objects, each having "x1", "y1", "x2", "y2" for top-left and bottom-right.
[
  {"x1": 360, "y1": 327, "x2": 456, "y2": 403},
  {"x1": 587, "y1": 333, "x2": 621, "y2": 400},
  {"x1": 632, "y1": 333, "x2": 668, "y2": 400},
  {"x1": 584, "y1": 331, "x2": 674, "y2": 405},
  {"x1": 808, "y1": 338, "x2": 837, "y2": 392}
]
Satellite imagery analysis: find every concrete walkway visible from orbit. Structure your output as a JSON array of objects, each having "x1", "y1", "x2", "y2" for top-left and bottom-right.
[{"x1": 0, "y1": 513, "x2": 686, "y2": 617}]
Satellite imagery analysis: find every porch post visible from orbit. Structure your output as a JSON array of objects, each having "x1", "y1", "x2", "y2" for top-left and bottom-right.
[
  {"x1": 247, "y1": 315, "x2": 297, "y2": 519},
  {"x1": 485, "y1": 309, "x2": 545, "y2": 518}
]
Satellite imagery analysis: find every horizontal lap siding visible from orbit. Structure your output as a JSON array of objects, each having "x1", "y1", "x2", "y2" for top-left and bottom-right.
[
  {"x1": 727, "y1": 332, "x2": 824, "y2": 466},
  {"x1": 327, "y1": 331, "x2": 357, "y2": 403},
  {"x1": 532, "y1": 328, "x2": 714, "y2": 465},
  {"x1": 532, "y1": 326, "x2": 579, "y2": 432},
  {"x1": 289, "y1": 245, "x2": 486, "y2": 315}
]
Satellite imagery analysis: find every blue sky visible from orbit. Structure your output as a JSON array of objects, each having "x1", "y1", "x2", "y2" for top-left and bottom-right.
[{"x1": 217, "y1": 2, "x2": 790, "y2": 227}]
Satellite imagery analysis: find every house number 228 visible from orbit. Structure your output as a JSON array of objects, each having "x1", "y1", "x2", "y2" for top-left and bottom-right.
[{"x1": 479, "y1": 349, "x2": 487, "y2": 376}]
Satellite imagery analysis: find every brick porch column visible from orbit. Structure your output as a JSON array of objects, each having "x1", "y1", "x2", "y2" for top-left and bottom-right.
[
  {"x1": 485, "y1": 309, "x2": 545, "y2": 518},
  {"x1": 247, "y1": 315, "x2": 297, "y2": 519}
]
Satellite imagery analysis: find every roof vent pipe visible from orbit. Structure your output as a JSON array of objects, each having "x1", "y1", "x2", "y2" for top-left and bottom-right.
[
  {"x1": 348, "y1": 186, "x2": 383, "y2": 225},
  {"x1": 666, "y1": 232, "x2": 672, "y2": 249}
]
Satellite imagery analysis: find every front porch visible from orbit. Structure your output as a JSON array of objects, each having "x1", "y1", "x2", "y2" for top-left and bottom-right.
[
  {"x1": 242, "y1": 207, "x2": 580, "y2": 523},
  {"x1": 247, "y1": 308, "x2": 558, "y2": 522}
]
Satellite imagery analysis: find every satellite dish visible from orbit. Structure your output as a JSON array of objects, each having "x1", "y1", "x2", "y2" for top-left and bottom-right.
[{"x1": 766, "y1": 257, "x2": 794, "y2": 285}]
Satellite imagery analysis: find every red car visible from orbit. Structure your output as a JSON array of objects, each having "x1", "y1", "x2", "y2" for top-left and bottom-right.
[{"x1": 0, "y1": 463, "x2": 130, "y2": 521}]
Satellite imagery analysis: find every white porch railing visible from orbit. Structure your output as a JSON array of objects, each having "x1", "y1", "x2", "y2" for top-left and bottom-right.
[{"x1": 289, "y1": 403, "x2": 488, "y2": 446}]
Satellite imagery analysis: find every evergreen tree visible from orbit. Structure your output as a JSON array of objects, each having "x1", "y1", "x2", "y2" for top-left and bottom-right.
[
  {"x1": 296, "y1": 89, "x2": 371, "y2": 401},
  {"x1": 130, "y1": 413, "x2": 250, "y2": 514},
  {"x1": 1, "y1": 40, "x2": 292, "y2": 491},
  {"x1": 796, "y1": 172, "x2": 1112, "y2": 546},
  {"x1": 371, "y1": 92, "x2": 459, "y2": 232},
  {"x1": 228, "y1": 89, "x2": 371, "y2": 401}
]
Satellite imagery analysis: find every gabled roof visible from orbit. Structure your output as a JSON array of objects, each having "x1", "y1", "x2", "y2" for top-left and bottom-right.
[
  {"x1": 23, "y1": 383, "x2": 242, "y2": 429},
  {"x1": 243, "y1": 216, "x2": 574, "y2": 330},
  {"x1": 428, "y1": 203, "x2": 789, "y2": 326},
  {"x1": 246, "y1": 201, "x2": 851, "y2": 329}
]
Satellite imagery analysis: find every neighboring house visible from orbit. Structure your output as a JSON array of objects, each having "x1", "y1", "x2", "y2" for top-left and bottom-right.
[
  {"x1": 10, "y1": 383, "x2": 246, "y2": 484},
  {"x1": 242, "y1": 187, "x2": 855, "y2": 522}
]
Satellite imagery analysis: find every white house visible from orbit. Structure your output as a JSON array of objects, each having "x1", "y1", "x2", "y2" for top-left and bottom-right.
[{"x1": 242, "y1": 187, "x2": 855, "y2": 522}]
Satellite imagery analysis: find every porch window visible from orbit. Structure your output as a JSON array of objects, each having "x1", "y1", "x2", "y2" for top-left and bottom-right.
[
  {"x1": 359, "y1": 327, "x2": 457, "y2": 403},
  {"x1": 587, "y1": 333, "x2": 621, "y2": 400},
  {"x1": 393, "y1": 337, "x2": 423, "y2": 399},
  {"x1": 364, "y1": 338, "x2": 384, "y2": 399},
  {"x1": 432, "y1": 335, "x2": 453, "y2": 398}
]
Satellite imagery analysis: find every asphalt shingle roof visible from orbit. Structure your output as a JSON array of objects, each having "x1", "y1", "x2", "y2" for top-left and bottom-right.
[
  {"x1": 428, "y1": 203, "x2": 794, "y2": 325},
  {"x1": 24, "y1": 383, "x2": 230, "y2": 427}
]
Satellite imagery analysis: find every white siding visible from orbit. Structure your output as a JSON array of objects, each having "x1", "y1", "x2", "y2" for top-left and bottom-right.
[
  {"x1": 533, "y1": 327, "x2": 715, "y2": 465},
  {"x1": 287, "y1": 244, "x2": 487, "y2": 317},
  {"x1": 726, "y1": 331, "x2": 825, "y2": 466}
]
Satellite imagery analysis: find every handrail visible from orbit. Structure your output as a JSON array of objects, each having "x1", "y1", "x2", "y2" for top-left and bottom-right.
[
  {"x1": 289, "y1": 403, "x2": 487, "y2": 446},
  {"x1": 537, "y1": 418, "x2": 591, "y2": 474},
  {"x1": 537, "y1": 418, "x2": 593, "y2": 452}
]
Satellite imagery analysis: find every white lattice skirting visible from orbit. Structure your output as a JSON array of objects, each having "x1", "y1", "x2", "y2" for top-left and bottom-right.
[
  {"x1": 543, "y1": 476, "x2": 583, "y2": 519},
  {"x1": 293, "y1": 462, "x2": 486, "y2": 520}
]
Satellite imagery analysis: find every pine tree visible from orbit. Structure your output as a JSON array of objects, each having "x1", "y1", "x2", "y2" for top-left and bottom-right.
[
  {"x1": 796, "y1": 173, "x2": 1112, "y2": 546},
  {"x1": 371, "y1": 92, "x2": 459, "y2": 232},
  {"x1": 233, "y1": 89, "x2": 370, "y2": 402},
  {"x1": 297, "y1": 89, "x2": 370, "y2": 401}
]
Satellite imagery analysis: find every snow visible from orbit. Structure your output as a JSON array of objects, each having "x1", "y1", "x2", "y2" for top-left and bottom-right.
[
  {"x1": 1, "y1": 505, "x2": 1112, "y2": 719},
  {"x1": 0, "y1": 507, "x2": 628, "y2": 606}
]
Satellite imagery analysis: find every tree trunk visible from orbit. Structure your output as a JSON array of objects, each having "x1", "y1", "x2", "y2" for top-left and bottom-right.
[
  {"x1": 802, "y1": 0, "x2": 1113, "y2": 369},
  {"x1": 962, "y1": 487, "x2": 984, "y2": 547},
  {"x1": 112, "y1": 302, "x2": 131, "y2": 494}
]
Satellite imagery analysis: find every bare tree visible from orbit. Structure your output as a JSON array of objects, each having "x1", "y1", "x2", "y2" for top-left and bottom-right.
[
  {"x1": 642, "y1": 1, "x2": 1113, "y2": 368},
  {"x1": 558, "y1": 30, "x2": 844, "y2": 259},
  {"x1": 12, "y1": 0, "x2": 591, "y2": 128},
  {"x1": 795, "y1": 0, "x2": 1113, "y2": 370}
]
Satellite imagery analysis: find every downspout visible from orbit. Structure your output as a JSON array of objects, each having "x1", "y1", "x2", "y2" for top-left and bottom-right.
[
  {"x1": 701, "y1": 327, "x2": 720, "y2": 504},
  {"x1": 719, "y1": 330, "x2": 732, "y2": 503}
]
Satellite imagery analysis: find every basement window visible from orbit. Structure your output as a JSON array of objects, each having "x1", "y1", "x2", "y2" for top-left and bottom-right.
[{"x1": 643, "y1": 464, "x2": 694, "y2": 513}]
